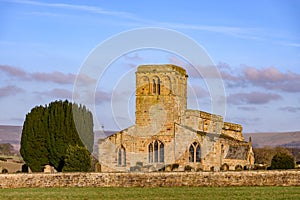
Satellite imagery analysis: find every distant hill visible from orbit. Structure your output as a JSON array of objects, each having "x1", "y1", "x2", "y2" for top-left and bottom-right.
[
  {"x1": 0, "y1": 125, "x2": 117, "y2": 156},
  {"x1": 244, "y1": 131, "x2": 300, "y2": 148},
  {"x1": 1, "y1": 125, "x2": 300, "y2": 154},
  {"x1": 0, "y1": 125, "x2": 22, "y2": 152}
]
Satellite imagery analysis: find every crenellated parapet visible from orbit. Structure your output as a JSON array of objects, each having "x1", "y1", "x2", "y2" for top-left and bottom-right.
[
  {"x1": 184, "y1": 109, "x2": 223, "y2": 134},
  {"x1": 222, "y1": 122, "x2": 244, "y2": 141}
]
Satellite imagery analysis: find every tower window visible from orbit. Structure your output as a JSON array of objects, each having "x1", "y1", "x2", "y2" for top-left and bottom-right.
[
  {"x1": 153, "y1": 80, "x2": 156, "y2": 94},
  {"x1": 152, "y1": 77, "x2": 160, "y2": 95},
  {"x1": 157, "y1": 79, "x2": 160, "y2": 95}
]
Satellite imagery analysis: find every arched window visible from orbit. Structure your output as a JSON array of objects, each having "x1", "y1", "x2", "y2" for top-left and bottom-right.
[
  {"x1": 148, "y1": 140, "x2": 164, "y2": 163},
  {"x1": 117, "y1": 146, "x2": 126, "y2": 166},
  {"x1": 159, "y1": 143, "x2": 164, "y2": 162},
  {"x1": 153, "y1": 80, "x2": 156, "y2": 94},
  {"x1": 148, "y1": 143, "x2": 153, "y2": 163},
  {"x1": 154, "y1": 141, "x2": 158, "y2": 162},
  {"x1": 196, "y1": 145, "x2": 201, "y2": 162},
  {"x1": 152, "y1": 77, "x2": 161, "y2": 95},
  {"x1": 189, "y1": 145, "x2": 194, "y2": 162},
  {"x1": 157, "y1": 78, "x2": 161, "y2": 95},
  {"x1": 118, "y1": 148, "x2": 122, "y2": 166},
  {"x1": 189, "y1": 142, "x2": 201, "y2": 163}
]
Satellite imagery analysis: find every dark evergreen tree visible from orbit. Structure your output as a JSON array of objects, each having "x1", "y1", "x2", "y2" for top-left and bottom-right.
[
  {"x1": 20, "y1": 100, "x2": 94, "y2": 172},
  {"x1": 62, "y1": 144, "x2": 91, "y2": 172},
  {"x1": 20, "y1": 106, "x2": 49, "y2": 172},
  {"x1": 270, "y1": 152, "x2": 295, "y2": 170}
]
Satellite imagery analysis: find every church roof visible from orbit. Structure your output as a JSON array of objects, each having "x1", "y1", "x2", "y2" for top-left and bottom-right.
[{"x1": 225, "y1": 145, "x2": 250, "y2": 160}]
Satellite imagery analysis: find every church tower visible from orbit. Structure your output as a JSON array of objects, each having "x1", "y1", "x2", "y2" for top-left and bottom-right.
[{"x1": 135, "y1": 64, "x2": 188, "y2": 135}]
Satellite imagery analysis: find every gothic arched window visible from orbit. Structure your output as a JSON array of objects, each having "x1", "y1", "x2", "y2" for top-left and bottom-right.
[
  {"x1": 152, "y1": 77, "x2": 160, "y2": 95},
  {"x1": 148, "y1": 143, "x2": 153, "y2": 163},
  {"x1": 154, "y1": 140, "x2": 158, "y2": 162},
  {"x1": 148, "y1": 140, "x2": 164, "y2": 163},
  {"x1": 157, "y1": 78, "x2": 161, "y2": 95},
  {"x1": 117, "y1": 146, "x2": 126, "y2": 166},
  {"x1": 159, "y1": 142, "x2": 164, "y2": 162},
  {"x1": 153, "y1": 80, "x2": 156, "y2": 94},
  {"x1": 189, "y1": 142, "x2": 201, "y2": 163}
]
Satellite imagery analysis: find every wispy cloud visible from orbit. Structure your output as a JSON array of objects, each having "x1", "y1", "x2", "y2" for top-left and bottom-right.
[
  {"x1": 227, "y1": 92, "x2": 282, "y2": 105},
  {"x1": 0, "y1": 65, "x2": 27, "y2": 78},
  {"x1": 35, "y1": 88, "x2": 72, "y2": 99},
  {"x1": 228, "y1": 117, "x2": 261, "y2": 127},
  {"x1": 237, "y1": 106, "x2": 258, "y2": 111},
  {"x1": 159, "y1": 22, "x2": 262, "y2": 41},
  {"x1": 0, "y1": 85, "x2": 24, "y2": 98},
  {"x1": 31, "y1": 71, "x2": 76, "y2": 84},
  {"x1": 9, "y1": 1, "x2": 299, "y2": 47},
  {"x1": 73, "y1": 88, "x2": 111, "y2": 106},
  {"x1": 244, "y1": 66, "x2": 300, "y2": 92},
  {"x1": 0, "y1": 65, "x2": 78, "y2": 85},
  {"x1": 123, "y1": 53, "x2": 143, "y2": 62},
  {"x1": 279, "y1": 106, "x2": 300, "y2": 113},
  {"x1": 276, "y1": 41, "x2": 300, "y2": 48},
  {"x1": 11, "y1": 0, "x2": 133, "y2": 18},
  {"x1": 0, "y1": 40, "x2": 47, "y2": 47},
  {"x1": 190, "y1": 85, "x2": 209, "y2": 98},
  {"x1": 168, "y1": 55, "x2": 222, "y2": 79},
  {"x1": 209, "y1": 63, "x2": 300, "y2": 93},
  {"x1": 95, "y1": 90, "x2": 111, "y2": 104}
]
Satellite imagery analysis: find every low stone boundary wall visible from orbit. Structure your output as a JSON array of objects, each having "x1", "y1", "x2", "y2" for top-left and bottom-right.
[{"x1": 0, "y1": 171, "x2": 300, "y2": 188}]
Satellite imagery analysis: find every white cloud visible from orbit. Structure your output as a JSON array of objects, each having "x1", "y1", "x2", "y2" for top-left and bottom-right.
[
  {"x1": 11, "y1": 0, "x2": 132, "y2": 17},
  {"x1": 227, "y1": 92, "x2": 282, "y2": 105},
  {"x1": 0, "y1": 85, "x2": 24, "y2": 98}
]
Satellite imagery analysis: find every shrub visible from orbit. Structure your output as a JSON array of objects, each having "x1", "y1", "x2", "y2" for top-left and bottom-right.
[
  {"x1": 221, "y1": 163, "x2": 229, "y2": 171},
  {"x1": 253, "y1": 146, "x2": 293, "y2": 167},
  {"x1": 270, "y1": 152, "x2": 295, "y2": 170},
  {"x1": 2, "y1": 168, "x2": 8, "y2": 173},
  {"x1": 196, "y1": 167, "x2": 203, "y2": 172},
  {"x1": 22, "y1": 164, "x2": 29, "y2": 173},
  {"x1": 171, "y1": 163, "x2": 179, "y2": 171},
  {"x1": 0, "y1": 157, "x2": 7, "y2": 161},
  {"x1": 184, "y1": 165, "x2": 193, "y2": 172},
  {"x1": 62, "y1": 145, "x2": 91, "y2": 172},
  {"x1": 235, "y1": 165, "x2": 243, "y2": 171}
]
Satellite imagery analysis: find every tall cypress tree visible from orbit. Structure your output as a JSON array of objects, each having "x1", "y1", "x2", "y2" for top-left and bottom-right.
[
  {"x1": 20, "y1": 100, "x2": 94, "y2": 172},
  {"x1": 20, "y1": 106, "x2": 49, "y2": 172}
]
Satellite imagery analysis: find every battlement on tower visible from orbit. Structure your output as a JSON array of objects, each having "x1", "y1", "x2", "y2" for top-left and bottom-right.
[{"x1": 137, "y1": 64, "x2": 187, "y2": 77}]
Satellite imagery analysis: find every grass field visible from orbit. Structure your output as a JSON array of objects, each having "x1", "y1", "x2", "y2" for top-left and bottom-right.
[{"x1": 0, "y1": 186, "x2": 299, "y2": 200}]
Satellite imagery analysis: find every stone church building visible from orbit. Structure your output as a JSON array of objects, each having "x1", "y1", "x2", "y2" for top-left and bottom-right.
[{"x1": 98, "y1": 64, "x2": 254, "y2": 172}]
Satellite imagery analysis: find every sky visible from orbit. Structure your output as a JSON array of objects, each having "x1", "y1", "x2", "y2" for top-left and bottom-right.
[{"x1": 0, "y1": 0, "x2": 299, "y2": 133}]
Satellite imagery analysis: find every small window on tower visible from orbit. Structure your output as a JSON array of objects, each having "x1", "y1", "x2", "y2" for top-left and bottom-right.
[
  {"x1": 153, "y1": 80, "x2": 156, "y2": 94},
  {"x1": 152, "y1": 77, "x2": 161, "y2": 95},
  {"x1": 157, "y1": 79, "x2": 160, "y2": 95}
]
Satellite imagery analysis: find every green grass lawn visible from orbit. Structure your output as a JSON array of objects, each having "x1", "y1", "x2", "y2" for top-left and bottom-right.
[{"x1": 0, "y1": 186, "x2": 299, "y2": 200}]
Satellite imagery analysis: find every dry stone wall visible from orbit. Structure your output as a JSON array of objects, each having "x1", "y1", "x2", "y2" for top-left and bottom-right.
[{"x1": 0, "y1": 171, "x2": 300, "y2": 188}]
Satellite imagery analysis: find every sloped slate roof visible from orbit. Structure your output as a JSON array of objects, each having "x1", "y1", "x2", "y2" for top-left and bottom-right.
[{"x1": 225, "y1": 145, "x2": 249, "y2": 160}]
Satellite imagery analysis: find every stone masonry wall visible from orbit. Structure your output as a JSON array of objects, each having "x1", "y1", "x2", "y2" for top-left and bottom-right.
[{"x1": 0, "y1": 171, "x2": 300, "y2": 188}]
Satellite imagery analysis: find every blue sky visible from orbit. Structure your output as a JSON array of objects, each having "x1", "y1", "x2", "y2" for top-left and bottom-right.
[{"x1": 0, "y1": 0, "x2": 299, "y2": 133}]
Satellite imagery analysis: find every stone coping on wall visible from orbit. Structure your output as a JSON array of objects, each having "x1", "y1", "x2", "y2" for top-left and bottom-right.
[{"x1": 0, "y1": 171, "x2": 300, "y2": 188}]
